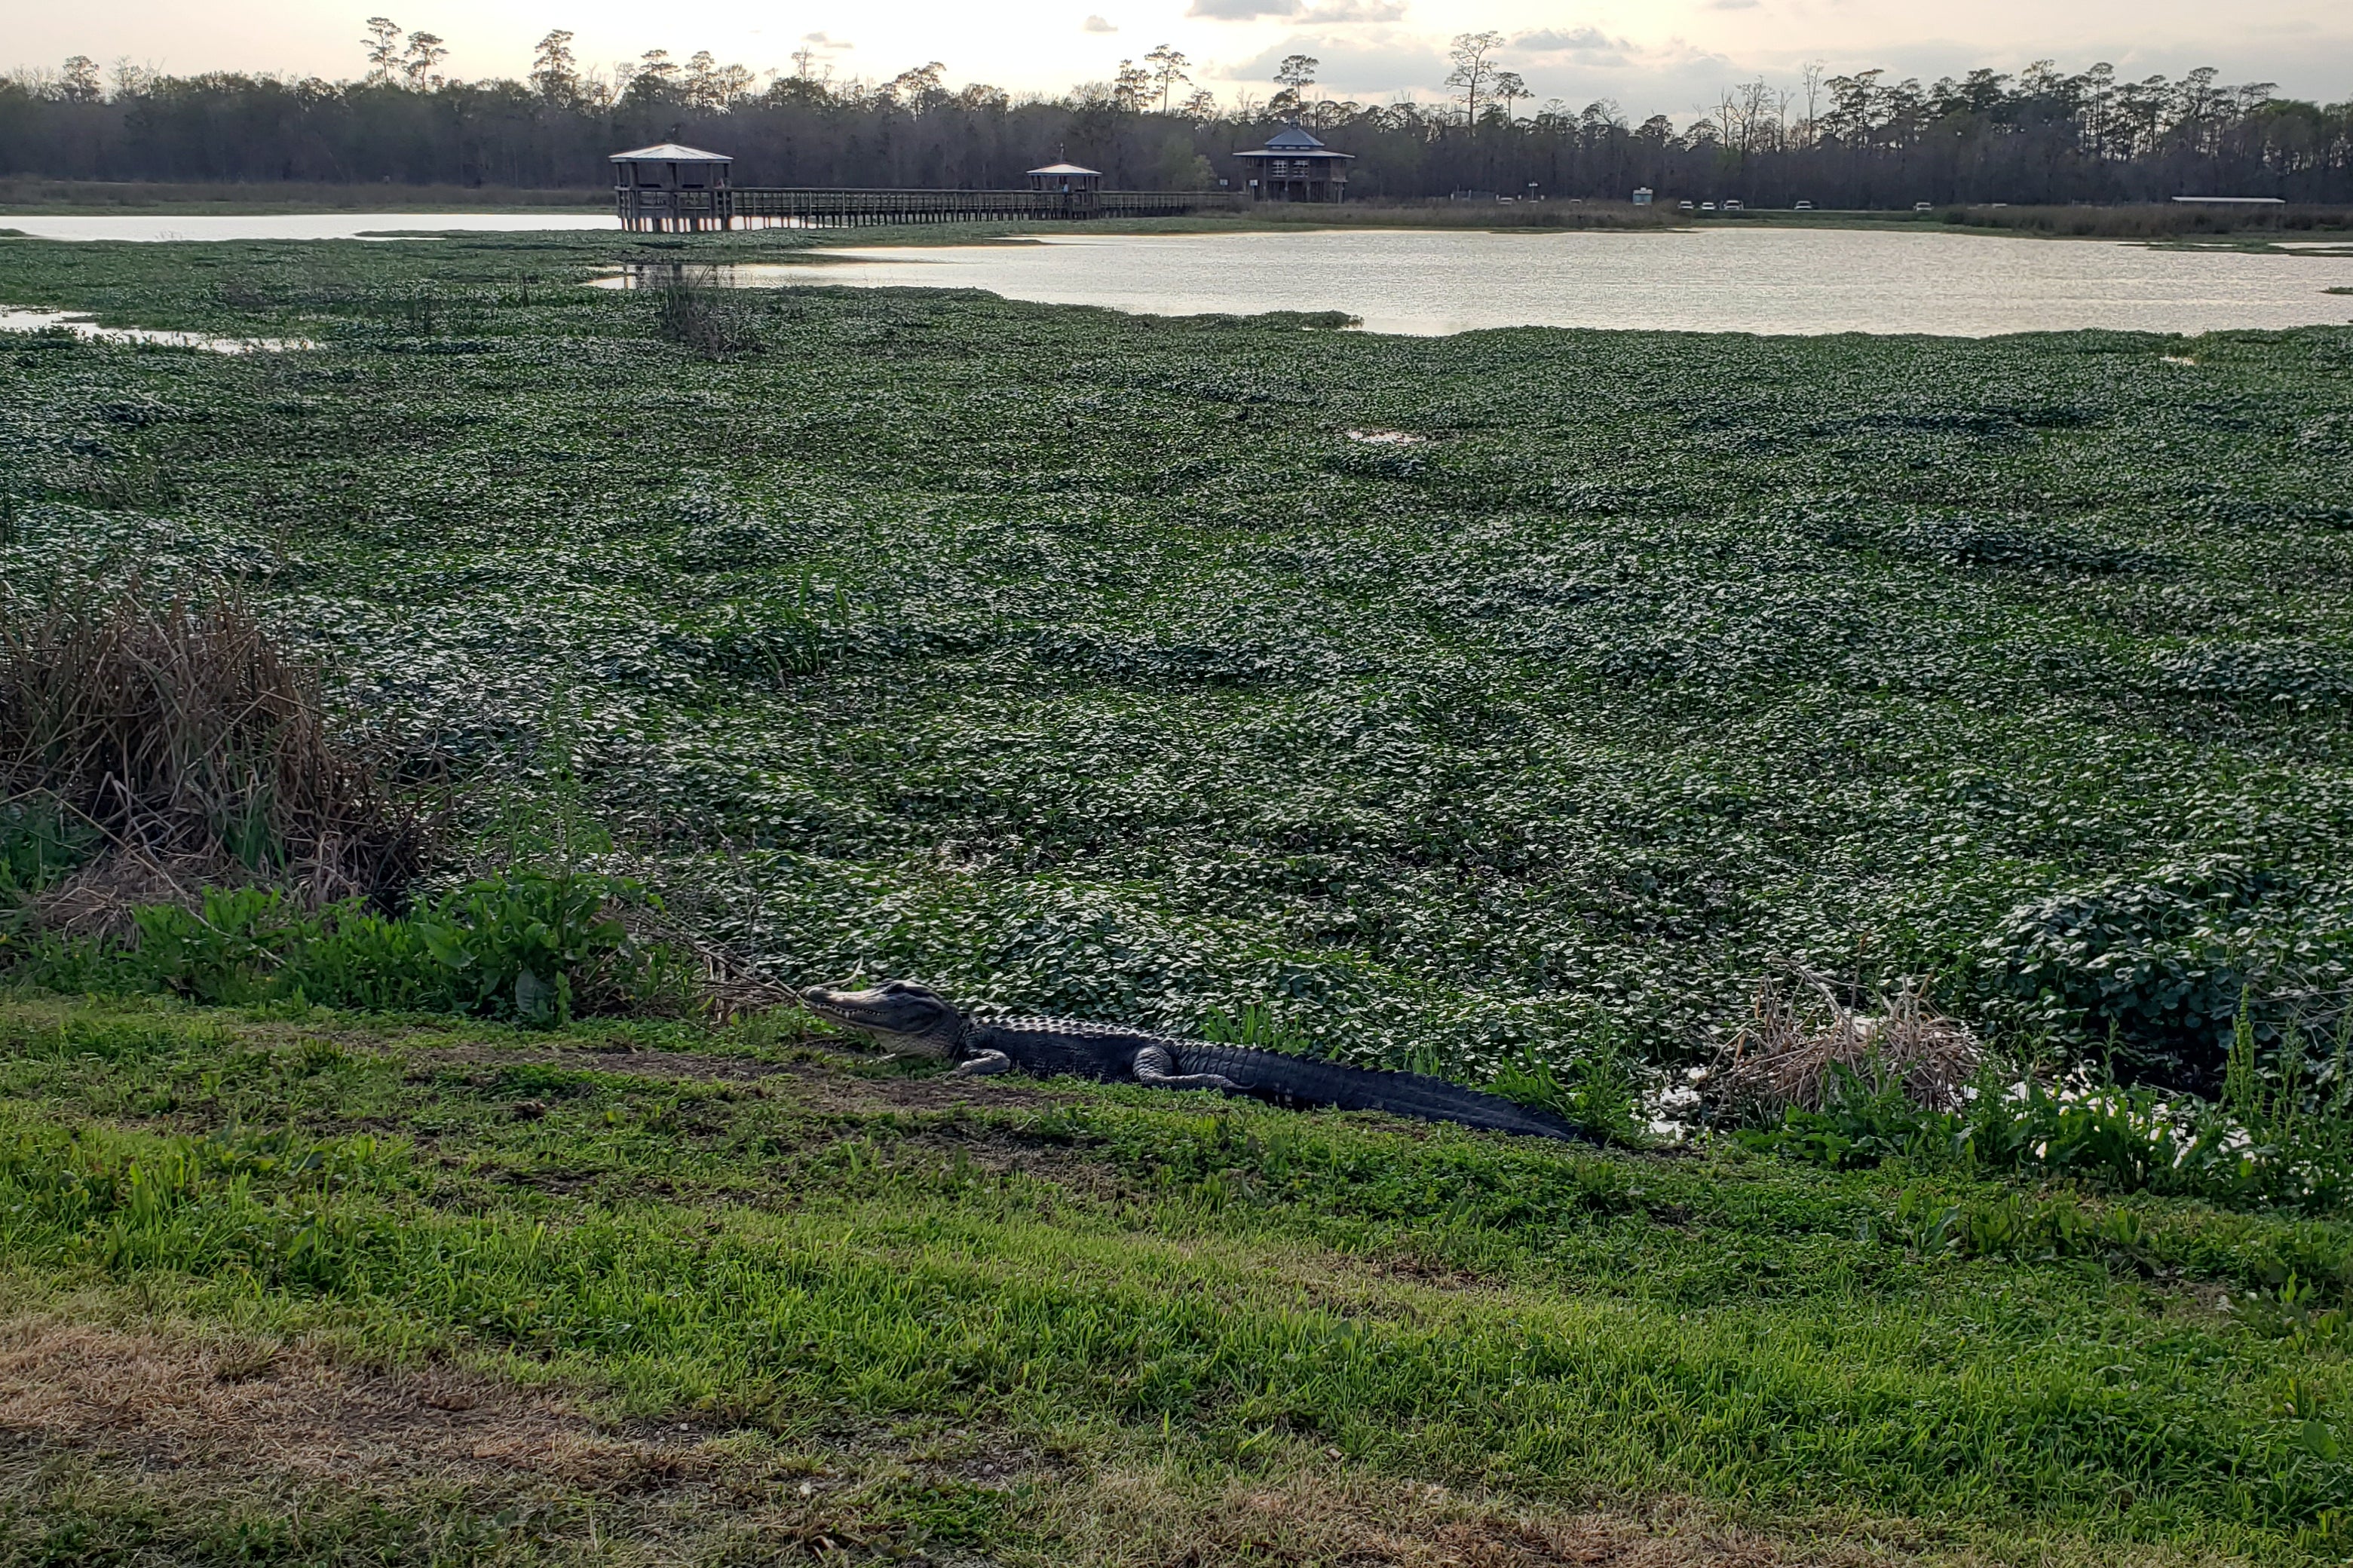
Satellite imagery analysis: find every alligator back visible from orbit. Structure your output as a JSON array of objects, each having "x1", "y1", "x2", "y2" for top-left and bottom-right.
[
  {"x1": 969, "y1": 1017, "x2": 1592, "y2": 1142},
  {"x1": 970, "y1": 1017, "x2": 1169, "y2": 1080},
  {"x1": 1175, "y1": 1042, "x2": 1595, "y2": 1142}
]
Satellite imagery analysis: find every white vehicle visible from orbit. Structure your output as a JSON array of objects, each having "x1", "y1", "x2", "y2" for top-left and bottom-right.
[
  {"x1": 1700, "y1": 201, "x2": 1717, "y2": 212},
  {"x1": 1915, "y1": 201, "x2": 1934, "y2": 211},
  {"x1": 1794, "y1": 200, "x2": 1814, "y2": 210}
]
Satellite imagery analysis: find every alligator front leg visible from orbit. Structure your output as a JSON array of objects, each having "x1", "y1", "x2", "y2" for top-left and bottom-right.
[
  {"x1": 1132, "y1": 1046, "x2": 1238, "y2": 1092},
  {"x1": 952, "y1": 1049, "x2": 1014, "y2": 1078}
]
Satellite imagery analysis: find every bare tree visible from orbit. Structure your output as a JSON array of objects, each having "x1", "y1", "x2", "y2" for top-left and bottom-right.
[
  {"x1": 1799, "y1": 60, "x2": 1825, "y2": 146},
  {"x1": 1445, "y1": 32, "x2": 1504, "y2": 125}
]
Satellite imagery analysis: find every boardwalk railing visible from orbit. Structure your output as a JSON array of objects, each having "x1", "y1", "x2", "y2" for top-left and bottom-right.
[{"x1": 616, "y1": 185, "x2": 1242, "y2": 231}]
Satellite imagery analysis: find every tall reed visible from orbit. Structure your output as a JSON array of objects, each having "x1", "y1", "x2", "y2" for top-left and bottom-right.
[{"x1": 0, "y1": 586, "x2": 428, "y2": 908}]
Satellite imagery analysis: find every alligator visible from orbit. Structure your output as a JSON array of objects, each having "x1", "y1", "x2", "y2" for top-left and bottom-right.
[{"x1": 798, "y1": 980, "x2": 1593, "y2": 1142}]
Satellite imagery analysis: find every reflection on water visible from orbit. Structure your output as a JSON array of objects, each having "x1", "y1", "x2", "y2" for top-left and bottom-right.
[
  {"x1": 0, "y1": 306, "x2": 311, "y2": 353},
  {"x1": 725, "y1": 228, "x2": 2353, "y2": 337}
]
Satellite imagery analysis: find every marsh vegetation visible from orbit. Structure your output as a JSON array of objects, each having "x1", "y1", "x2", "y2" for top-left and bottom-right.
[{"x1": 1, "y1": 227, "x2": 2351, "y2": 1561}]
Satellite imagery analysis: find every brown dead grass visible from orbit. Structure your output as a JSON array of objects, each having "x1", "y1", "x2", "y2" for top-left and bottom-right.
[
  {"x1": 0, "y1": 1312, "x2": 1932, "y2": 1566},
  {"x1": 0, "y1": 586, "x2": 431, "y2": 911},
  {"x1": 0, "y1": 1312, "x2": 692, "y2": 1488},
  {"x1": 1040, "y1": 1465, "x2": 1954, "y2": 1568},
  {"x1": 2, "y1": 1309, "x2": 1836, "y2": 1567},
  {"x1": 0, "y1": 1302, "x2": 2211, "y2": 1568},
  {"x1": 1720, "y1": 973, "x2": 1981, "y2": 1115},
  {"x1": 28, "y1": 844, "x2": 233, "y2": 939}
]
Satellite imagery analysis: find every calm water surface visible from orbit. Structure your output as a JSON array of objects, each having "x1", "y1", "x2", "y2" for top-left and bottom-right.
[
  {"x1": 0, "y1": 305, "x2": 308, "y2": 352},
  {"x1": 756, "y1": 228, "x2": 2353, "y2": 336},
  {"x1": 0, "y1": 212, "x2": 613, "y2": 242},
  {"x1": 11, "y1": 212, "x2": 2351, "y2": 335}
]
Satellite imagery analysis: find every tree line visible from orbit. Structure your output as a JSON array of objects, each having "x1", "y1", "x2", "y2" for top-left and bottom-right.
[{"x1": 2, "y1": 25, "x2": 2348, "y2": 205}]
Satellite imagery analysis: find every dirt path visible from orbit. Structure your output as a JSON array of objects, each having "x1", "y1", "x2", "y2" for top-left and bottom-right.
[
  {"x1": 0, "y1": 1313, "x2": 702, "y2": 1488},
  {"x1": 0, "y1": 1313, "x2": 1919, "y2": 1568}
]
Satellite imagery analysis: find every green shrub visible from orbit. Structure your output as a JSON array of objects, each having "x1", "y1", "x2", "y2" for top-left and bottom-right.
[
  {"x1": 1743, "y1": 1046, "x2": 2353, "y2": 1212},
  {"x1": 1489, "y1": 1036, "x2": 1648, "y2": 1147},
  {"x1": 15, "y1": 871, "x2": 689, "y2": 1026},
  {"x1": 1981, "y1": 859, "x2": 2353, "y2": 1089},
  {"x1": 0, "y1": 795, "x2": 95, "y2": 895}
]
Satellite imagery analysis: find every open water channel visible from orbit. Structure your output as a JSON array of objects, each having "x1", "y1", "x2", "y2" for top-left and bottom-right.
[
  {"x1": 8, "y1": 210, "x2": 2353, "y2": 336},
  {"x1": 740, "y1": 227, "x2": 2353, "y2": 337}
]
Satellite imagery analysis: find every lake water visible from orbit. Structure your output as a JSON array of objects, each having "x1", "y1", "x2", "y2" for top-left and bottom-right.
[
  {"x1": 0, "y1": 305, "x2": 309, "y2": 352},
  {"x1": 0, "y1": 212, "x2": 613, "y2": 243},
  {"x1": 8, "y1": 210, "x2": 2350, "y2": 335},
  {"x1": 752, "y1": 228, "x2": 2353, "y2": 337}
]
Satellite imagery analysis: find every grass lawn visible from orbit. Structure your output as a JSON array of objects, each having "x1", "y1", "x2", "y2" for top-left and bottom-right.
[{"x1": 0, "y1": 988, "x2": 2345, "y2": 1566}]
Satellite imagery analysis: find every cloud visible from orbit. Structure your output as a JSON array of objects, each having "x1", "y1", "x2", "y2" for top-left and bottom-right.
[
  {"x1": 1187, "y1": 0, "x2": 1401, "y2": 20},
  {"x1": 800, "y1": 31, "x2": 853, "y2": 48},
  {"x1": 1305, "y1": 0, "x2": 1406, "y2": 19},
  {"x1": 1705, "y1": 0, "x2": 1760, "y2": 9},
  {"x1": 1515, "y1": 26, "x2": 1635, "y2": 54},
  {"x1": 1188, "y1": 0, "x2": 1301, "y2": 17},
  {"x1": 1227, "y1": 33, "x2": 1448, "y2": 93},
  {"x1": 1081, "y1": 13, "x2": 1118, "y2": 30}
]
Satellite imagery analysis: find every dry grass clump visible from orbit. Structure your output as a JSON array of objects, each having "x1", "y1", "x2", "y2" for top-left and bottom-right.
[
  {"x1": 0, "y1": 586, "x2": 430, "y2": 912},
  {"x1": 1721, "y1": 971, "x2": 1981, "y2": 1113}
]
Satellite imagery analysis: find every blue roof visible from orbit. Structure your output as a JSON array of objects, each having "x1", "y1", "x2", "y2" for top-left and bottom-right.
[{"x1": 1263, "y1": 125, "x2": 1326, "y2": 149}]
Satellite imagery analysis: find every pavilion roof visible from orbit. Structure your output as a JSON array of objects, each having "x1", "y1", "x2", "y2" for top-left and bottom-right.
[
  {"x1": 1233, "y1": 145, "x2": 1355, "y2": 160},
  {"x1": 609, "y1": 143, "x2": 733, "y2": 163}
]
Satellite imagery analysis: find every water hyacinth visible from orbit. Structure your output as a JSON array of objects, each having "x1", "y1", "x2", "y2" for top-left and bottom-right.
[{"x1": 4, "y1": 230, "x2": 2353, "y2": 1113}]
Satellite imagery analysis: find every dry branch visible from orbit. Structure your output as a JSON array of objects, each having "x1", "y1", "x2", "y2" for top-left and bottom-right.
[{"x1": 1720, "y1": 969, "x2": 1980, "y2": 1113}]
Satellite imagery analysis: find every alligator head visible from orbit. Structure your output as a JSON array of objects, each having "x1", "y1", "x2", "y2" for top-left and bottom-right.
[{"x1": 800, "y1": 980, "x2": 968, "y2": 1060}]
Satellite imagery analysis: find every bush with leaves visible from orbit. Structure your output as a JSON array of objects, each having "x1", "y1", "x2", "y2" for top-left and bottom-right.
[
  {"x1": 1979, "y1": 859, "x2": 2353, "y2": 1089},
  {"x1": 1742, "y1": 1010, "x2": 2353, "y2": 1212},
  {"x1": 19, "y1": 871, "x2": 690, "y2": 1026}
]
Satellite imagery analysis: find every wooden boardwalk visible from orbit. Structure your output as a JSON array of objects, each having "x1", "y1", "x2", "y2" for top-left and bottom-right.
[{"x1": 617, "y1": 186, "x2": 1240, "y2": 231}]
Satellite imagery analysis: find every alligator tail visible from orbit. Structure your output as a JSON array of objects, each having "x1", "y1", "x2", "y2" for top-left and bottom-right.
[{"x1": 1178, "y1": 1044, "x2": 1598, "y2": 1143}]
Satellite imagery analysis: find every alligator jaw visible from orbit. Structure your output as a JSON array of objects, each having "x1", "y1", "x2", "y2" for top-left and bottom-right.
[{"x1": 800, "y1": 981, "x2": 967, "y2": 1060}]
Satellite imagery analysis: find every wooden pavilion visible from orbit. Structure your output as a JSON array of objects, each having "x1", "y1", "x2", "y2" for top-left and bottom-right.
[
  {"x1": 611, "y1": 142, "x2": 735, "y2": 231},
  {"x1": 1232, "y1": 125, "x2": 1353, "y2": 203},
  {"x1": 1025, "y1": 161, "x2": 1105, "y2": 213},
  {"x1": 607, "y1": 145, "x2": 1236, "y2": 228}
]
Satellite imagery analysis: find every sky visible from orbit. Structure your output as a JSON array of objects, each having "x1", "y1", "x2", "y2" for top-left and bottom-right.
[{"x1": 14, "y1": 0, "x2": 2353, "y2": 118}]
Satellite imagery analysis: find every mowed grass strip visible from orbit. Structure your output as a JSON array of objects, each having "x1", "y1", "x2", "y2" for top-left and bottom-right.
[{"x1": 0, "y1": 991, "x2": 2344, "y2": 1564}]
